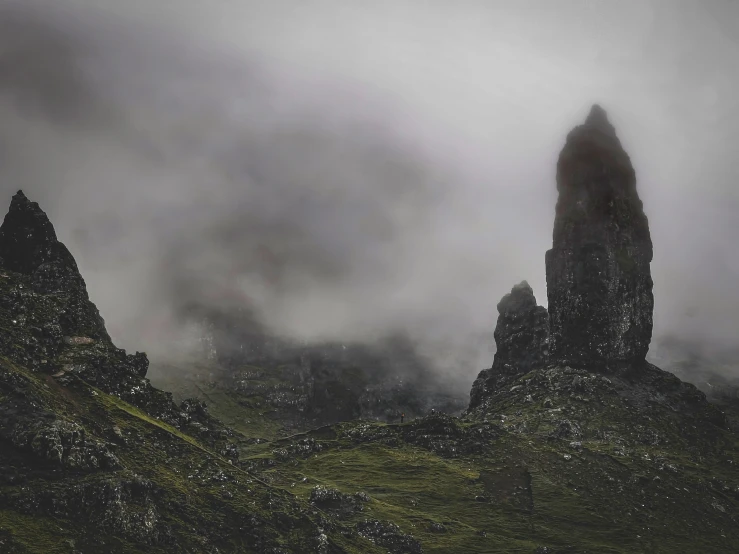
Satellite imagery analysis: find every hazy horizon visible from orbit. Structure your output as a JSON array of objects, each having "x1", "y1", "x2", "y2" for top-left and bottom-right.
[{"x1": 1, "y1": 0, "x2": 738, "y2": 388}]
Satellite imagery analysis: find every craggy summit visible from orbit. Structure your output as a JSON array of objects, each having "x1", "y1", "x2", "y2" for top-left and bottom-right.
[
  {"x1": 0, "y1": 190, "x2": 148, "y2": 386},
  {"x1": 468, "y1": 281, "x2": 549, "y2": 410}
]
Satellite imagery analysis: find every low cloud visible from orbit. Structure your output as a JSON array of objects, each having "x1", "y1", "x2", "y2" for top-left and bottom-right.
[{"x1": 1, "y1": 0, "x2": 738, "y2": 386}]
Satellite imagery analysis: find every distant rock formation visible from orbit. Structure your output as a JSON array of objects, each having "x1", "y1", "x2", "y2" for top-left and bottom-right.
[
  {"x1": 546, "y1": 105, "x2": 653, "y2": 370},
  {"x1": 469, "y1": 281, "x2": 548, "y2": 409},
  {"x1": 169, "y1": 298, "x2": 469, "y2": 428}
]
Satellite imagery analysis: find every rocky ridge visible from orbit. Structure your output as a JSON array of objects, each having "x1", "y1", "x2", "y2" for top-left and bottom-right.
[{"x1": 206, "y1": 105, "x2": 739, "y2": 554}]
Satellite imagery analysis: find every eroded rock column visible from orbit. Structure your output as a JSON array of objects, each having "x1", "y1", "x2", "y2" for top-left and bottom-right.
[{"x1": 546, "y1": 105, "x2": 653, "y2": 369}]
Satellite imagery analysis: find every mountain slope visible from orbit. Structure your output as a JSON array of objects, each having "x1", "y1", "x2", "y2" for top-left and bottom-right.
[{"x1": 0, "y1": 192, "x2": 376, "y2": 553}]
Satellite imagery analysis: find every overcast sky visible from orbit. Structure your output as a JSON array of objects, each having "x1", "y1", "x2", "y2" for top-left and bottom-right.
[{"x1": 1, "y1": 0, "x2": 738, "y2": 383}]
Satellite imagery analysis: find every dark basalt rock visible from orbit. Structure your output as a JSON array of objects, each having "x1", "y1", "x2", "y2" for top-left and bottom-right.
[
  {"x1": 546, "y1": 105, "x2": 653, "y2": 370},
  {"x1": 465, "y1": 106, "x2": 727, "y2": 440},
  {"x1": 309, "y1": 485, "x2": 369, "y2": 519},
  {"x1": 8, "y1": 474, "x2": 173, "y2": 546},
  {"x1": 0, "y1": 190, "x2": 75, "y2": 275},
  {"x1": 0, "y1": 191, "x2": 145, "y2": 382},
  {"x1": 469, "y1": 281, "x2": 549, "y2": 409},
  {"x1": 0, "y1": 192, "x2": 239, "y2": 459},
  {"x1": 0, "y1": 367, "x2": 122, "y2": 472},
  {"x1": 0, "y1": 190, "x2": 110, "y2": 340}
]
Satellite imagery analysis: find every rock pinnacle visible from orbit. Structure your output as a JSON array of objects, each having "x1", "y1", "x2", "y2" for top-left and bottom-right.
[
  {"x1": 469, "y1": 281, "x2": 549, "y2": 409},
  {"x1": 0, "y1": 190, "x2": 110, "y2": 341},
  {"x1": 545, "y1": 104, "x2": 654, "y2": 370}
]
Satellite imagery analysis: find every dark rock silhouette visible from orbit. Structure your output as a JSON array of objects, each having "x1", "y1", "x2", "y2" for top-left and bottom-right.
[
  {"x1": 0, "y1": 190, "x2": 111, "y2": 341},
  {"x1": 546, "y1": 104, "x2": 653, "y2": 370},
  {"x1": 0, "y1": 191, "x2": 238, "y2": 457},
  {"x1": 0, "y1": 190, "x2": 74, "y2": 275},
  {"x1": 469, "y1": 281, "x2": 548, "y2": 409},
  {"x1": 466, "y1": 105, "x2": 725, "y2": 437}
]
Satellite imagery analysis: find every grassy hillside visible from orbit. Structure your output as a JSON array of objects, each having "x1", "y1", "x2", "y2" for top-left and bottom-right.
[
  {"x1": 151, "y1": 359, "x2": 739, "y2": 553},
  {"x1": 0, "y1": 354, "x2": 385, "y2": 553}
]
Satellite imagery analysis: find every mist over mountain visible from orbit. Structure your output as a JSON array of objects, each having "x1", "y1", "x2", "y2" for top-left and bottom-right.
[
  {"x1": 1, "y1": 0, "x2": 738, "y2": 390},
  {"x1": 3, "y1": 4, "x2": 739, "y2": 550}
]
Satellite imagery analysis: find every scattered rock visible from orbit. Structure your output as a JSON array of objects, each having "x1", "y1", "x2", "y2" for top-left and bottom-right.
[
  {"x1": 356, "y1": 520, "x2": 423, "y2": 554},
  {"x1": 550, "y1": 419, "x2": 582, "y2": 440},
  {"x1": 9, "y1": 474, "x2": 171, "y2": 546},
  {"x1": 1, "y1": 409, "x2": 121, "y2": 471},
  {"x1": 309, "y1": 485, "x2": 369, "y2": 518},
  {"x1": 428, "y1": 521, "x2": 446, "y2": 533}
]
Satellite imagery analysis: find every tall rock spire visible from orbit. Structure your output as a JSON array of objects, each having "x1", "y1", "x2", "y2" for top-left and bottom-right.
[{"x1": 545, "y1": 105, "x2": 653, "y2": 369}]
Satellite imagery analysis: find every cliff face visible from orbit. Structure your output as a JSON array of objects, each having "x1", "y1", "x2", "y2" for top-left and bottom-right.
[
  {"x1": 545, "y1": 105, "x2": 654, "y2": 370},
  {"x1": 469, "y1": 281, "x2": 548, "y2": 410}
]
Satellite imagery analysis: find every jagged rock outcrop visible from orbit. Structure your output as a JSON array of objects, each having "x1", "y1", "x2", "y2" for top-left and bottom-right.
[
  {"x1": 0, "y1": 191, "x2": 239, "y2": 457},
  {"x1": 468, "y1": 281, "x2": 549, "y2": 409},
  {"x1": 309, "y1": 485, "x2": 370, "y2": 518},
  {"x1": 0, "y1": 191, "x2": 150, "y2": 383},
  {"x1": 466, "y1": 106, "x2": 726, "y2": 436},
  {"x1": 546, "y1": 104, "x2": 654, "y2": 370},
  {"x1": 0, "y1": 188, "x2": 371, "y2": 551}
]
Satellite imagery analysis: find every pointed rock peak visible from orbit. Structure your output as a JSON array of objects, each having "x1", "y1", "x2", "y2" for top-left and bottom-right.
[
  {"x1": 583, "y1": 103, "x2": 616, "y2": 136},
  {"x1": 9, "y1": 189, "x2": 53, "y2": 226},
  {"x1": 468, "y1": 282, "x2": 549, "y2": 410},
  {"x1": 0, "y1": 191, "x2": 74, "y2": 275},
  {"x1": 10, "y1": 190, "x2": 45, "y2": 214},
  {"x1": 586, "y1": 103, "x2": 607, "y2": 123},
  {"x1": 0, "y1": 191, "x2": 110, "y2": 341},
  {"x1": 497, "y1": 280, "x2": 537, "y2": 314},
  {"x1": 511, "y1": 280, "x2": 533, "y2": 295}
]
